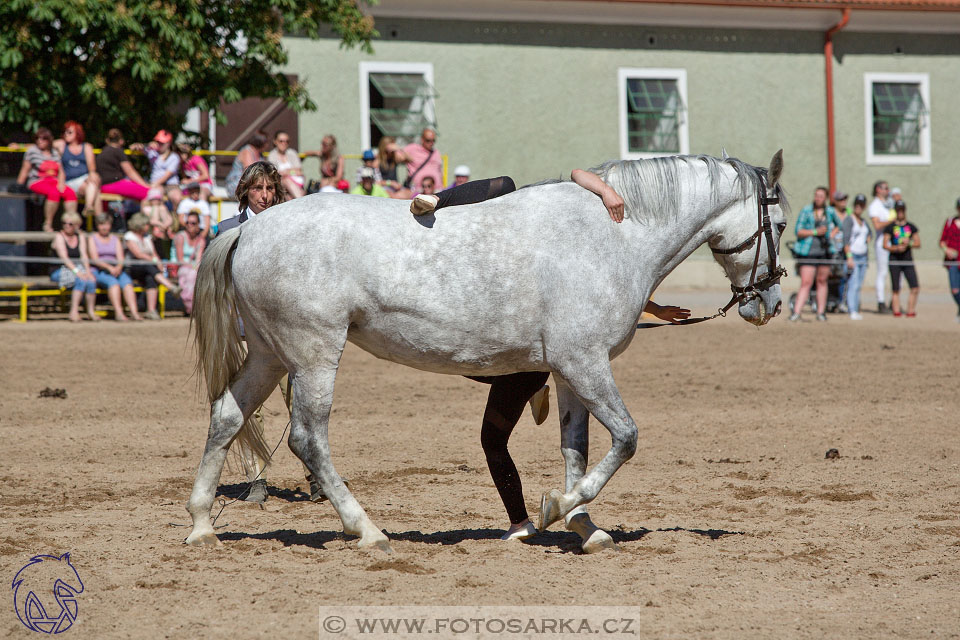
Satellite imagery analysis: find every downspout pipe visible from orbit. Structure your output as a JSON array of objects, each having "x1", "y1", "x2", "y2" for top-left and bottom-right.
[{"x1": 825, "y1": 8, "x2": 851, "y2": 197}]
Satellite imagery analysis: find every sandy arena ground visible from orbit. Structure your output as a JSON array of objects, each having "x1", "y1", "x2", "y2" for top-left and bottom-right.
[{"x1": 1, "y1": 299, "x2": 958, "y2": 639}]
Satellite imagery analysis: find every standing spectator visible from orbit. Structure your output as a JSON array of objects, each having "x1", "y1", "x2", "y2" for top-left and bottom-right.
[
  {"x1": 831, "y1": 191, "x2": 850, "y2": 311},
  {"x1": 354, "y1": 149, "x2": 382, "y2": 184},
  {"x1": 54, "y1": 122, "x2": 100, "y2": 218},
  {"x1": 96, "y1": 129, "x2": 151, "y2": 216},
  {"x1": 397, "y1": 128, "x2": 443, "y2": 194},
  {"x1": 789, "y1": 186, "x2": 840, "y2": 322},
  {"x1": 869, "y1": 180, "x2": 894, "y2": 313},
  {"x1": 15, "y1": 128, "x2": 80, "y2": 232},
  {"x1": 376, "y1": 136, "x2": 403, "y2": 194},
  {"x1": 123, "y1": 213, "x2": 180, "y2": 320},
  {"x1": 172, "y1": 211, "x2": 207, "y2": 314},
  {"x1": 131, "y1": 130, "x2": 181, "y2": 234},
  {"x1": 176, "y1": 183, "x2": 212, "y2": 231},
  {"x1": 267, "y1": 130, "x2": 307, "y2": 199},
  {"x1": 51, "y1": 212, "x2": 98, "y2": 322},
  {"x1": 939, "y1": 198, "x2": 960, "y2": 321},
  {"x1": 88, "y1": 212, "x2": 142, "y2": 322},
  {"x1": 177, "y1": 144, "x2": 214, "y2": 201},
  {"x1": 884, "y1": 201, "x2": 921, "y2": 317},
  {"x1": 225, "y1": 134, "x2": 268, "y2": 197},
  {"x1": 317, "y1": 134, "x2": 344, "y2": 188},
  {"x1": 451, "y1": 165, "x2": 471, "y2": 187},
  {"x1": 842, "y1": 194, "x2": 873, "y2": 320},
  {"x1": 349, "y1": 167, "x2": 389, "y2": 197}
]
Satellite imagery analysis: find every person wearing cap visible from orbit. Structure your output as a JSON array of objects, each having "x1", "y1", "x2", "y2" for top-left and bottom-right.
[
  {"x1": 451, "y1": 165, "x2": 471, "y2": 187},
  {"x1": 889, "y1": 186, "x2": 903, "y2": 208},
  {"x1": 842, "y1": 194, "x2": 873, "y2": 320},
  {"x1": 130, "y1": 130, "x2": 181, "y2": 236},
  {"x1": 884, "y1": 200, "x2": 921, "y2": 317},
  {"x1": 938, "y1": 198, "x2": 960, "y2": 320},
  {"x1": 868, "y1": 180, "x2": 895, "y2": 314},
  {"x1": 354, "y1": 149, "x2": 383, "y2": 184},
  {"x1": 267, "y1": 130, "x2": 307, "y2": 199},
  {"x1": 789, "y1": 186, "x2": 841, "y2": 322},
  {"x1": 349, "y1": 166, "x2": 389, "y2": 197}
]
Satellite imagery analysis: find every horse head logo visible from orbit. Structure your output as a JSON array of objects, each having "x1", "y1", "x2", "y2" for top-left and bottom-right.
[{"x1": 11, "y1": 553, "x2": 84, "y2": 634}]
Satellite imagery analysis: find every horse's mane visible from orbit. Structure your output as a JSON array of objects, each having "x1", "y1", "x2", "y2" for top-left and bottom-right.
[{"x1": 525, "y1": 154, "x2": 789, "y2": 225}]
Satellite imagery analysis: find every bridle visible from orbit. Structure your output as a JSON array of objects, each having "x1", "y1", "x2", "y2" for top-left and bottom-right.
[
  {"x1": 647, "y1": 175, "x2": 786, "y2": 327},
  {"x1": 708, "y1": 176, "x2": 787, "y2": 318}
]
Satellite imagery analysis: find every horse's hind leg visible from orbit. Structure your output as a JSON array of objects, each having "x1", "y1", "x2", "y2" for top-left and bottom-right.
[
  {"x1": 539, "y1": 357, "x2": 638, "y2": 531},
  {"x1": 185, "y1": 350, "x2": 285, "y2": 547},
  {"x1": 555, "y1": 381, "x2": 618, "y2": 553},
  {"x1": 288, "y1": 366, "x2": 391, "y2": 552}
]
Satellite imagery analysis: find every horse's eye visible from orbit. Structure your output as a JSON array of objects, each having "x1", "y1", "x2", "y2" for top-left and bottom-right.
[{"x1": 776, "y1": 222, "x2": 787, "y2": 234}]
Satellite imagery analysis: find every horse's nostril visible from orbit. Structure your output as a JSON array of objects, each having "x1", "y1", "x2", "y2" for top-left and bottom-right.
[{"x1": 774, "y1": 300, "x2": 782, "y2": 317}]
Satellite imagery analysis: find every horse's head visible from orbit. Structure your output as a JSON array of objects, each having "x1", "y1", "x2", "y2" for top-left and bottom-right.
[{"x1": 709, "y1": 150, "x2": 788, "y2": 326}]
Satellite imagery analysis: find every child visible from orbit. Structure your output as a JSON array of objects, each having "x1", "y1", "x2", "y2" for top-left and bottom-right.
[
  {"x1": 177, "y1": 143, "x2": 214, "y2": 201},
  {"x1": 884, "y1": 200, "x2": 921, "y2": 317},
  {"x1": 354, "y1": 149, "x2": 382, "y2": 184},
  {"x1": 176, "y1": 182, "x2": 212, "y2": 231},
  {"x1": 134, "y1": 130, "x2": 181, "y2": 236}
]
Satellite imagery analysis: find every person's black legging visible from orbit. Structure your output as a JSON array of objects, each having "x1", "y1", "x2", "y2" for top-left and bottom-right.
[
  {"x1": 439, "y1": 175, "x2": 545, "y2": 525},
  {"x1": 469, "y1": 372, "x2": 550, "y2": 524}
]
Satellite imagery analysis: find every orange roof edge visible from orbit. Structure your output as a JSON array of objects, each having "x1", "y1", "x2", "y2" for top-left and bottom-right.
[{"x1": 548, "y1": 0, "x2": 960, "y2": 10}]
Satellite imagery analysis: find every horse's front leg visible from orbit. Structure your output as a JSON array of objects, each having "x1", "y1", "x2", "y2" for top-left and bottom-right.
[
  {"x1": 555, "y1": 381, "x2": 618, "y2": 553},
  {"x1": 539, "y1": 357, "x2": 638, "y2": 530},
  {"x1": 288, "y1": 366, "x2": 391, "y2": 553}
]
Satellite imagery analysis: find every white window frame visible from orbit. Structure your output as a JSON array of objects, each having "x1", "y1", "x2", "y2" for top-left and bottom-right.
[
  {"x1": 618, "y1": 67, "x2": 689, "y2": 160},
  {"x1": 359, "y1": 61, "x2": 435, "y2": 152},
  {"x1": 864, "y1": 72, "x2": 931, "y2": 166}
]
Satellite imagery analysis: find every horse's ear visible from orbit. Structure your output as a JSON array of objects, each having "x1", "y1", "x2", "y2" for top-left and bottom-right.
[
  {"x1": 768, "y1": 149, "x2": 784, "y2": 188},
  {"x1": 720, "y1": 147, "x2": 730, "y2": 160}
]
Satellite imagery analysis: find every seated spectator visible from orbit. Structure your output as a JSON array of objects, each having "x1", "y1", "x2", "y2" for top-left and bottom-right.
[
  {"x1": 396, "y1": 128, "x2": 443, "y2": 194},
  {"x1": 267, "y1": 130, "x2": 307, "y2": 199},
  {"x1": 176, "y1": 182, "x2": 212, "y2": 231},
  {"x1": 15, "y1": 127, "x2": 80, "y2": 232},
  {"x1": 318, "y1": 134, "x2": 344, "y2": 188},
  {"x1": 177, "y1": 143, "x2": 214, "y2": 201},
  {"x1": 939, "y1": 198, "x2": 960, "y2": 321},
  {"x1": 51, "y1": 212, "x2": 97, "y2": 322},
  {"x1": 225, "y1": 134, "x2": 269, "y2": 197},
  {"x1": 96, "y1": 128, "x2": 151, "y2": 217},
  {"x1": 54, "y1": 121, "x2": 101, "y2": 218},
  {"x1": 451, "y1": 165, "x2": 471, "y2": 187},
  {"x1": 320, "y1": 179, "x2": 350, "y2": 194},
  {"x1": 131, "y1": 130, "x2": 181, "y2": 235},
  {"x1": 376, "y1": 136, "x2": 403, "y2": 194},
  {"x1": 88, "y1": 212, "x2": 142, "y2": 321},
  {"x1": 354, "y1": 149, "x2": 382, "y2": 184},
  {"x1": 124, "y1": 213, "x2": 180, "y2": 320},
  {"x1": 350, "y1": 167, "x2": 389, "y2": 197},
  {"x1": 884, "y1": 201, "x2": 921, "y2": 317},
  {"x1": 172, "y1": 211, "x2": 207, "y2": 314},
  {"x1": 419, "y1": 175, "x2": 438, "y2": 196}
]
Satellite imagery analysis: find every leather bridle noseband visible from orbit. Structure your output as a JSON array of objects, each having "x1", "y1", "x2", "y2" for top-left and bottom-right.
[{"x1": 708, "y1": 176, "x2": 787, "y2": 317}]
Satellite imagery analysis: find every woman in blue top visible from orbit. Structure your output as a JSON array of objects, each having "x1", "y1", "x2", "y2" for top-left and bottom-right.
[{"x1": 789, "y1": 186, "x2": 841, "y2": 322}]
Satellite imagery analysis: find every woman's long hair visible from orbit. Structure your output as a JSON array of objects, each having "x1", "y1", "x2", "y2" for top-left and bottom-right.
[{"x1": 235, "y1": 161, "x2": 286, "y2": 213}]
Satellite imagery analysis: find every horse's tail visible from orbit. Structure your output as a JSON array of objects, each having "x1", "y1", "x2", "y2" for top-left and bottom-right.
[{"x1": 191, "y1": 227, "x2": 272, "y2": 465}]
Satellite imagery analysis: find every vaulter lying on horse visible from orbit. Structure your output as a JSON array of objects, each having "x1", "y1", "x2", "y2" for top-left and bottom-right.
[{"x1": 186, "y1": 151, "x2": 788, "y2": 553}]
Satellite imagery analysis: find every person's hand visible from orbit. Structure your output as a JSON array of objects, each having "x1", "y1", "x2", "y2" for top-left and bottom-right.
[
  {"x1": 602, "y1": 187, "x2": 625, "y2": 223},
  {"x1": 649, "y1": 302, "x2": 691, "y2": 324},
  {"x1": 846, "y1": 256, "x2": 854, "y2": 269},
  {"x1": 80, "y1": 271, "x2": 95, "y2": 282},
  {"x1": 816, "y1": 225, "x2": 827, "y2": 236},
  {"x1": 946, "y1": 248, "x2": 959, "y2": 260},
  {"x1": 129, "y1": 142, "x2": 144, "y2": 152}
]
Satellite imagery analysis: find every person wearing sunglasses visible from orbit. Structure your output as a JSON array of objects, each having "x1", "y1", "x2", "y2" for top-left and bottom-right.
[
  {"x1": 267, "y1": 130, "x2": 307, "y2": 199},
  {"x1": 172, "y1": 211, "x2": 207, "y2": 314},
  {"x1": 15, "y1": 127, "x2": 81, "y2": 232}
]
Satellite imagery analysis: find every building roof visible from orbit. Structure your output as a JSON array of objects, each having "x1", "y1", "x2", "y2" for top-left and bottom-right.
[{"x1": 606, "y1": 0, "x2": 960, "y2": 10}]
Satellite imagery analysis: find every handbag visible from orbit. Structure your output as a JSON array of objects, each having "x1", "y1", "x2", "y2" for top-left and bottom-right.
[
  {"x1": 55, "y1": 267, "x2": 76, "y2": 289},
  {"x1": 402, "y1": 149, "x2": 435, "y2": 189}
]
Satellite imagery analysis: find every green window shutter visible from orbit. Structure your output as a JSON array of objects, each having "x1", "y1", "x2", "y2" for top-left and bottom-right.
[
  {"x1": 626, "y1": 78, "x2": 682, "y2": 153},
  {"x1": 872, "y1": 83, "x2": 926, "y2": 155}
]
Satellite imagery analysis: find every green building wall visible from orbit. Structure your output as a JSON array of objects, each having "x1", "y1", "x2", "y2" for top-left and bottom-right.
[{"x1": 283, "y1": 20, "x2": 959, "y2": 259}]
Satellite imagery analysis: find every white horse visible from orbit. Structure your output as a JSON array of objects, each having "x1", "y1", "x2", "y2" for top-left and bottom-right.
[{"x1": 185, "y1": 152, "x2": 788, "y2": 552}]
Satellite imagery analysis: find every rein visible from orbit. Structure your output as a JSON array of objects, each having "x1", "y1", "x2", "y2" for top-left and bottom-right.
[{"x1": 639, "y1": 176, "x2": 786, "y2": 328}]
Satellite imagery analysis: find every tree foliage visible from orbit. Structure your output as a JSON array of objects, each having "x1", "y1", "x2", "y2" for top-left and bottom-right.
[{"x1": 0, "y1": 0, "x2": 377, "y2": 143}]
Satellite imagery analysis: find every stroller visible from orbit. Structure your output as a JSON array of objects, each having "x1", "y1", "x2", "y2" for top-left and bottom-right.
[{"x1": 785, "y1": 241, "x2": 846, "y2": 314}]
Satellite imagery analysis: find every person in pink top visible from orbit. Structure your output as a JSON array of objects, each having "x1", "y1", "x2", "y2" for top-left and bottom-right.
[
  {"x1": 177, "y1": 143, "x2": 214, "y2": 201},
  {"x1": 396, "y1": 128, "x2": 443, "y2": 194}
]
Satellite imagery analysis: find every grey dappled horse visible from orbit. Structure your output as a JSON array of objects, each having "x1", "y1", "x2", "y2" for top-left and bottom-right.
[{"x1": 185, "y1": 152, "x2": 788, "y2": 552}]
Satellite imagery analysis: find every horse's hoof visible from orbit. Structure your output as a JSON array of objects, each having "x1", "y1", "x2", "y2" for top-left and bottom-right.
[
  {"x1": 359, "y1": 537, "x2": 393, "y2": 553},
  {"x1": 581, "y1": 529, "x2": 619, "y2": 554},
  {"x1": 538, "y1": 489, "x2": 565, "y2": 531},
  {"x1": 185, "y1": 531, "x2": 222, "y2": 547},
  {"x1": 501, "y1": 522, "x2": 538, "y2": 541}
]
